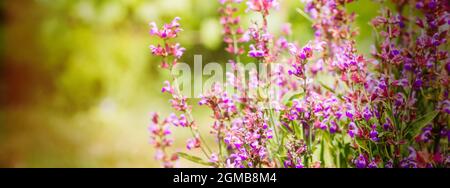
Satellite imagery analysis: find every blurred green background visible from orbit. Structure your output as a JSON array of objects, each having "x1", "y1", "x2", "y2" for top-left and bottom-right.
[{"x1": 0, "y1": 0, "x2": 380, "y2": 167}]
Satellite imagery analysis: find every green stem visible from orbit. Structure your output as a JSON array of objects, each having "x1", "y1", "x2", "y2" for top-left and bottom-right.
[{"x1": 167, "y1": 54, "x2": 213, "y2": 159}]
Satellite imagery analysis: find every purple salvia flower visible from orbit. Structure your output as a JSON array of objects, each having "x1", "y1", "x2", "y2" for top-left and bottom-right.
[
  {"x1": 363, "y1": 106, "x2": 372, "y2": 121},
  {"x1": 161, "y1": 81, "x2": 174, "y2": 94},
  {"x1": 246, "y1": 0, "x2": 279, "y2": 13},
  {"x1": 346, "y1": 111, "x2": 354, "y2": 120},
  {"x1": 210, "y1": 153, "x2": 219, "y2": 163},
  {"x1": 416, "y1": 124, "x2": 432, "y2": 143},
  {"x1": 370, "y1": 124, "x2": 379, "y2": 142},
  {"x1": 329, "y1": 121, "x2": 338, "y2": 134},
  {"x1": 368, "y1": 160, "x2": 378, "y2": 168},
  {"x1": 348, "y1": 122, "x2": 358, "y2": 138},
  {"x1": 385, "y1": 160, "x2": 393, "y2": 168},
  {"x1": 413, "y1": 78, "x2": 423, "y2": 89},
  {"x1": 354, "y1": 154, "x2": 367, "y2": 168},
  {"x1": 383, "y1": 118, "x2": 392, "y2": 130},
  {"x1": 186, "y1": 137, "x2": 201, "y2": 150},
  {"x1": 248, "y1": 44, "x2": 265, "y2": 58}
]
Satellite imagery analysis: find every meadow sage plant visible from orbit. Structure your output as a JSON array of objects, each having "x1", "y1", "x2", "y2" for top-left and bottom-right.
[{"x1": 148, "y1": 0, "x2": 449, "y2": 168}]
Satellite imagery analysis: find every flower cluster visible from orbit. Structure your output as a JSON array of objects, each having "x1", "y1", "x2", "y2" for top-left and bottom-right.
[
  {"x1": 245, "y1": 0, "x2": 283, "y2": 63},
  {"x1": 149, "y1": 17, "x2": 185, "y2": 68},
  {"x1": 148, "y1": 17, "x2": 213, "y2": 166},
  {"x1": 147, "y1": 0, "x2": 449, "y2": 168},
  {"x1": 365, "y1": 0, "x2": 449, "y2": 167},
  {"x1": 246, "y1": 0, "x2": 279, "y2": 14},
  {"x1": 219, "y1": 0, "x2": 247, "y2": 55},
  {"x1": 148, "y1": 113, "x2": 178, "y2": 167}
]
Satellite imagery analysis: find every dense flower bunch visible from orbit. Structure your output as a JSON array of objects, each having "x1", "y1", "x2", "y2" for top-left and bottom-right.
[
  {"x1": 366, "y1": 0, "x2": 450, "y2": 168},
  {"x1": 148, "y1": 113, "x2": 178, "y2": 167},
  {"x1": 219, "y1": 0, "x2": 247, "y2": 55},
  {"x1": 148, "y1": 0, "x2": 449, "y2": 168},
  {"x1": 148, "y1": 17, "x2": 213, "y2": 165}
]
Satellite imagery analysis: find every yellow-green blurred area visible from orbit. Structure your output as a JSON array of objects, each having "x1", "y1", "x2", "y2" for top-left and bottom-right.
[{"x1": 1, "y1": 0, "x2": 380, "y2": 167}]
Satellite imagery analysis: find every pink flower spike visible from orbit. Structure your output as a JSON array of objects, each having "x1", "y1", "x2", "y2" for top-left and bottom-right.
[
  {"x1": 148, "y1": 17, "x2": 183, "y2": 39},
  {"x1": 149, "y1": 22, "x2": 158, "y2": 35},
  {"x1": 171, "y1": 43, "x2": 185, "y2": 59},
  {"x1": 151, "y1": 112, "x2": 159, "y2": 124},
  {"x1": 171, "y1": 17, "x2": 181, "y2": 28},
  {"x1": 186, "y1": 137, "x2": 200, "y2": 150},
  {"x1": 149, "y1": 44, "x2": 166, "y2": 57},
  {"x1": 288, "y1": 43, "x2": 298, "y2": 56},
  {"x1": 198, "y1": 95, "x2": 208, "y2": 105},
  {"x1": 168, "y1": 113, "x2": 179, "y2": 126},
  {"x1": 248, "y1": 44, "x2": 264, "y2": 58},
  {"x1": 246, "y1": 0, "x2": 279, "y2": 13},
  {"x1": 210, "y1": 153, "x2": 219, "y2": 163},
  {"x1": 161, "y1": 81, "x2": 174, "y2": 94},
  {"x1": 179, "y1": 114, "x2": 188, "y2": 127}
]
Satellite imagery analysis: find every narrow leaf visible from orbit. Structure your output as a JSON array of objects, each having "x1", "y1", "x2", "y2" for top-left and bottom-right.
[
  {"x1": 319, "y1": 81, "x2": 344, "y2": 101},
  {"x1": 355, "y1": 138, "x2": 370, "y2": 153},
  {"x1": 296, "y1": 8, "x2": 313, "y2": 23},
  {"x1": 177, "y1": 152, "x2": 214, "y2": 166},
  {"x1": 282, "y1": 92, "x2": 304, "y2": 106},
  {"x1": 406, "y1": 111, "x2": 439, "y2": 137}
]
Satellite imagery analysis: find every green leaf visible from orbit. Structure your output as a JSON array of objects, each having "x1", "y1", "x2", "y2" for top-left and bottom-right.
[
  {"x1": 318, "y1": 81, "x2": 344, "y2": 101},
  {"x1": 355, "y1": 138, "x2": 370, "y2": 153},
  {"x1": 296, "y1": 8, "x2": 313, "y2": 23},
  {"x1": 177, "y1": 152, "x2": 214, "y2": 166},
  {"x1": 319, "y1": 81, "x2": 334, "y2": 93},
  {"x1": 405, "y1": 111, "x2": 439, "y2": 138},
  {"x1": 294, "y1": 123, "x2": 302, "y2": 138},
  {"x1": 282, "y1": 92, "x2": 304, "y2": 106},
  {"x1": 377, "y1": 131, "x2": 392, "y2": 138},
  {"x1": 320, "y1": 139, "x2": 325, "y2": 166},
  {"x1": 275, "y1": 153, "x2": 287, "y2": 159}
]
